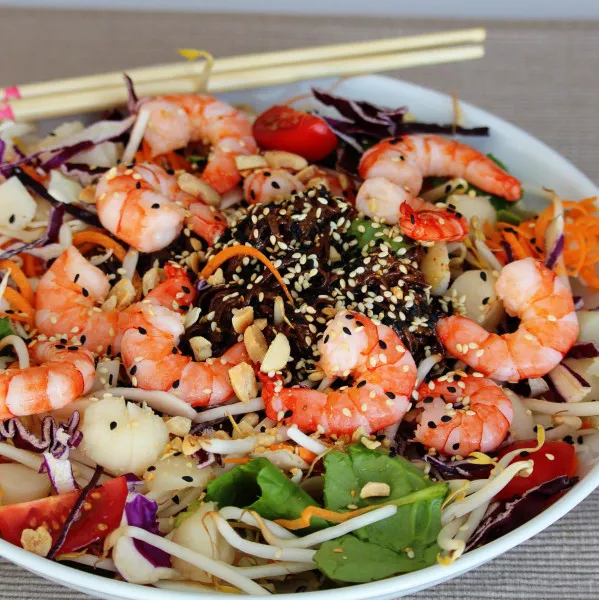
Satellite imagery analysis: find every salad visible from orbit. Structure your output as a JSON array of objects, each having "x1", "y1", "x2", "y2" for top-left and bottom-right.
[{"x1": 0, "y1": 79, "x2": 595, "y2": 595}]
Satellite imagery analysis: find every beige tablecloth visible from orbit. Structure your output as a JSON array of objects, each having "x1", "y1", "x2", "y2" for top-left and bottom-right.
[{"x1": 0, "y1": 8, "x2": 597, "y2": 599}]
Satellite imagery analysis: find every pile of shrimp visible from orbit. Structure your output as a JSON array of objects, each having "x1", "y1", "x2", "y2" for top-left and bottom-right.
[{"x1": 0, "y1": 88, "x2": 595, "y2": 592}]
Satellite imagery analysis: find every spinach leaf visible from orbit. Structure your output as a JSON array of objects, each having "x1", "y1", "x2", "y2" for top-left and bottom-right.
[
  {"x1": 316, "y1": 445, "x2": 448, "y2": 581},
  {"x1": 205, "y1": 457, "x2": 327, "y2": 530},
  {"x1": 315, "y1": 535, "x2": 440, "y2": 583}
]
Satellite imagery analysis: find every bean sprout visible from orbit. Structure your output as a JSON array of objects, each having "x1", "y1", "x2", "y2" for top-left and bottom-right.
[
  {"x1": 121, "y1": 109, "x2": 150, "y2": 166},
  {"x1": 120, "y1": 526, "x2": 268, "y2": 595},
  {"x1": 201, "y1": 436, "x2": 259, "y2": 455},
  {"x1": 194, "y1": 397, "x2": 265, "y2": 423},
  {"x1": 474, "y1": 239, "x2": 503, "y2": 272},
  {"x1": 0, "y1": 442, "x2": 43, "y2": 471},
  {"x1": 219, "y1": 507, "x2": 297, "y2": 540},
  {"x1": 237, "y1": 562, "x2": 317, "y2": 579},
  {"x1": 208, "y1": 513, "x2": 317, "y2": 563},
  {"x1": 58, "y1": 554, "x2": 116, "y2": 572},
  {"x1": 98, "y1": 388, "x2": 197, "y2": 420},
  {"x1": 122, "y1": 247, "x2": 139, "y2": 281},
  {"x1": 286, "y1": 425, "x2": 329, "y2": 456},
  {"x1": 544, "y1": 416, "x2": 583, "y2": 441},
  {"x1": 416, "y1": 354, "x2": 442, "y2": 386},
  {"x1": 421, "y1": 178, "x2": 468, "y2": 202},
  {"x1": 523, "y1": 398, "x2": 599, "y2": 417},
  {"x1": 441, "y1": 461, "x2": 534, "y2": 524},
  {"x1": 0, "y1": 335, "x2": 30, "y2": 369}
]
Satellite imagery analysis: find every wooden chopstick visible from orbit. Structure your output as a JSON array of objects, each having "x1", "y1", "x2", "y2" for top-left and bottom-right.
[
  {"x1": 0, "y1": 27, "x2": 486, "y2": 101},
  {"x1": 1, "y1": 44, "x2": 484, "y2": 123}
]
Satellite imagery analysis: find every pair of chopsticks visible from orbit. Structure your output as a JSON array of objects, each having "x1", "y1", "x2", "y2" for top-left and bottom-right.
[{"x1": 0, "y1": 27, "x2": 486, "y2": 123}]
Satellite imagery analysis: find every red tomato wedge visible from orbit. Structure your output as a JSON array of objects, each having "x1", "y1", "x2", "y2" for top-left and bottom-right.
[
  {"x1": 495, "y1": 440, "x2": 578, "y2": 501},
  {"x1": 253, "y1": 105, "x2": 337, "y2": 162},
  {"x1": 0, "y1": 476, "x2": 127, "y2": 554}
]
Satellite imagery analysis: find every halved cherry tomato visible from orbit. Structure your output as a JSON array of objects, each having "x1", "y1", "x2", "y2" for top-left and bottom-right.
[
  {"x1": 253, "y1": 105, "x2": 337, "y2": 162},
  {"x1": 495, "y1": 440, "x2": 578, "y2": 501},
  {"x1": 0, "y1": 476, "x2": 127, "y2": 554}
]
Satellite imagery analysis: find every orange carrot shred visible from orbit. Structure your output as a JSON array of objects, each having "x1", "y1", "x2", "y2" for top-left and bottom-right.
[
  {"x1": 72, "y1": 231, "x2": 128, "y2": 263},
  {"x1": 222, "y1": 457, "x2": 251, "y2": 465},
  {"x1": 2, "y1": 288, "x2": 35, "y2": 326},
  {"x1": 0, "y1": 260, "x2": 35, "y2": 306},
  {"x1": 200, "y1": 245, "x2": 295, "y2": 305}
]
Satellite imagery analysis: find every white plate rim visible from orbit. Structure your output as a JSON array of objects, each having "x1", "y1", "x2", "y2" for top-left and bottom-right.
[{"x1": 1, "y1": 73, "x2": 598, "y2": 599}]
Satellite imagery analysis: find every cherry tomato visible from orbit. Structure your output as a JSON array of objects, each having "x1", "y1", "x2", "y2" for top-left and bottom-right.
[
  {"x1": 0, "y1": 476, "x2": 127, "y2": 554},
  {"x1": 495, "y1": 440, "x2": 578, "y2": 501},
  {"x1": 253, "y1": 105, "x2": 337, "y2": 162}
]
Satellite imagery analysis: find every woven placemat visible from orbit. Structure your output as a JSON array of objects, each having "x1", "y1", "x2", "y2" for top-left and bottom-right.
[{"x1": 0, "y1": 8, "x2": 597, "y2": 599}]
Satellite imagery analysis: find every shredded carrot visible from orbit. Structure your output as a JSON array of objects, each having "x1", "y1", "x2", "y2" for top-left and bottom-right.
[
  {"x1": 0, "y1": 260, "x2": 35, "y2": 306},
  {"x1": 2, "y1": 288, "x2": 35, "y2": 326},
  {"x1": 0, "y1": 311, "x2": 31, "y2": 324},
  {"x1": 268, "y1": 443, "x2": 317, "y2": 464},
  {"x1": 274, "y1": 505, "x2": 377, "y2": 530},
  {"x1": 72, "y1": 231, "x2": 127, "y2": 263},
  {"x1": 487, "y1": 196, "x2": 599, "y2": 289},
  {"x1": 21, "y1": 254, "x2": 43, "y2": 278},
  {"x1": 200, "y1": 245, "x2": 295, "y2": 304},
  {"x1": 20, "y1": 164, "x2": 46, "y2": 185},
  {"x1": 222, "y1": 457, "x2": 251, "y2": 465}
]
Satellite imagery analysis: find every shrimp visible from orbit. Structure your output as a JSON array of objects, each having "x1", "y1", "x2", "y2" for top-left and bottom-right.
[
  {"x1": 96, "y1": 163, "x2": 226, "y2": 253},
  {"x1": 243, "y1": 168, "x2": 304, "y2": 204},
  {"x1": 356, "y1": 177, "x2": 468, "y2": 242},
  {"x1": 356, "y1": 135, "x2": 521, "y2": 242},
  {"x1": 0, "y1": 342, "x2": 95, "y2": 420},
  {"x1": 296, "y1": 165, "x2": 356, "y2": 202},
  {"x1": 35, "y1": 246, "x2": 122, "y2": 356},
  {"x1": 262, "y1": 310, "x2": 417, "y2": 435},
  {"x1": 142, "y1": 95, "x2": 258, "y2": 194},
  {"x1": 144, "y1": 263, "x2": 197, "y2": 312},
  {"x1": 359, "y1": 135, "x2": 521, "y2": 201},
  {"x1": 120, "y1": 300, "x2": 250, "y2": 407},
  {"x1": 414, "y1": 374, "x2": 513, "y2": 456},
  {"x1": 437, "y1": 257, "x2": 579, "y2": 381}
]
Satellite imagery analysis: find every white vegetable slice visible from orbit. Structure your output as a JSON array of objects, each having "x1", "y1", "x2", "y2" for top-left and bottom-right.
[
  {"x1": 0, "y1": 463, "x2": 51, "y2": 504},
  {"x1": 420, "y1": 242, "x2": 450, "y2": 296},
  {"x1": 144, "y1": 454, "x2": 214, "y2": 493},
  {"x1": 447, "y1": 269, "x2": 504, "y2": 330},
  {"x1": 0, "y1": 177, "x2": 37, "y2": 229},
  {"x1": 577, "y1": 311, "x2": 599, "y2": 343},
  {"x1": 48, "y1": 170, "x2": 83, "y2": 205},
  {"x1": 79, "y1": 396, "x2": 169, "y2": 475},
  {"x1": 171, "y1": 501, "x2": 236, "y2": 583},
  {"x1": 448, "y1": 193, "x2": 496, "y2": 227}
]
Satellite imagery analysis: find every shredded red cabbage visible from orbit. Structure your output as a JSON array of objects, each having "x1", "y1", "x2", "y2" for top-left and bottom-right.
[
  {"x1": 312, "y1": 88, "x2": 489, "y2": 174},
  {"x1": 573, "y1": 296, "x2": 584, "y2": 311},
  {"x1": 124, "y1": 74, "x2": 139, "y2": 115},
  {"x1": 0, "y1": 410, "x2": 82, "y2": 458},
  {"x1": 466, "y1": 475, "x2": 577, "y2": 551},
  {"x1": 40, "y1": 452, "x2": 78, "y2": 494},
  {"x1": 424, "y1": 454, "x2": 492, "y2": 480},
  {"x1": 124, "y1": 493, "x2": 171, "y2": 568},
  {"x1": 567, "y1": 342, "x2": 599, "y2": 359},
  {"x1": 545, "y1": 233, "x2": 565, "y2": 270},
  {"x1": 47, "y1": 465, "x2": 104, "y2": 560}
]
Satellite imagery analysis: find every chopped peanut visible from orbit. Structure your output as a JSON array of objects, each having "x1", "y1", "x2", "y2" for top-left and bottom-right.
[
  {"x1": 235, "y1": 155, "x2": 269, "y2": 171},
  {"x1": 177, "y1": 173, "x2": 220, "y2": 206},
  {"x1": 21, "y1": 527, "x2": 52, "y2": 557},
  {"x1": 260, "y1": 333, "x2": 291, "y2": 373},
  {"x1": 232, "y1": 306, "x2": 255, "y2": 334},
  {"x1": 263, "y1": 150, "x2": 308, "y2": 171},
  {"x1": 189, "y1": 336, "x2": 212, "y2": 361},
  {"x1": 244, "y1": 324, "x2": 268, "y2": 363},
  {"x1": 359, "y1": 481, "x2": 391, "y2": 499},
  {"x1": 229, "y1": 362, "x2": 258, "y2": 403},
  {"x1": 165, "y1": 416, "x2": 192, "y2": 437}
]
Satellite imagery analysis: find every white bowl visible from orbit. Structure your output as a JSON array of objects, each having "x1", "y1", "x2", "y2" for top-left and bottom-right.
[{"x1": 2, "y1": 74, "x2": 598, "y2": 600}]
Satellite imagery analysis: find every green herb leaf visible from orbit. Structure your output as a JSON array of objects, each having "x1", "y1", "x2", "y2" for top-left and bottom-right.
[
  {"x1": 315, "y1": 535, "x2": 440, "y2": 583},
  {"x1": 496, "y1": 209, "x2": 522, "y2": 226},
  {"x1": 0, "y1": 317, "x2": 13, "y2": 342},
  {"x1": 348, "y1": 218, "x2": 409, "y2": 255},
  {"x1": 205, "y1": 457, "x2": 327, "y2": 530},
  {"x1": 316, "y1": 445, "x2": 448, "y2": 581}
]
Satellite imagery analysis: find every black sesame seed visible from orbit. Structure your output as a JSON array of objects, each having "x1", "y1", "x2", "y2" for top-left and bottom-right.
[
  {"x1": 172, "y1": 347, "x2": 178, "y2": 354},
  {"x1": 533, "y1": 425, "x2": 538, "y2": 433},
  {"x1": 357, "y1": 380, "x2": 367, "y2": 388},
  {"x1": 410, "y1": 214, "x2": 415, "y2": 225},
  {"x1": 172, "y1": 494, "x2": 180, "y2": 504},
  {"x1": 342, "y1": 327, "x2": 352, "y2": 335},
  {"x1": 345, "y1": 314, "x2": 355, "y2": 320},
  {"x1": 324, "y1": 335, "x2": 329, "y2": 343},
  {"x1": 271, "y1": 181, "x2": 281, "y2": 189},
  {"x1": 578, "y1": 436, "x2": 584, "y2": 444},
  {"x1": 151, "y1": 203, "x2": 160, "y2": 209},
  {"x1": 428, "y1": 421, "x2": 437, "y2": 429},
  {"x1": 385, "y1": 392, "x2": 396, "y2": 399},
  {"x1": 68, "y1": 345, "x2": 78, "y2": 351},
  {"x1": 135, "y1": 181, "x2": 141, "y2": 189},
  {"x1": 172, "y1": 379, "x2": 180, "y2": 389},
  {"x1": 284, "y1": 409, "x2": 293, "y2": 418},
  {"x1": 8, "y1": 214, "x2": 15, "y2": 224},
  {"x1": 182, "y1": 475, "x2": 193, "y2": 483},
  {"x1": 130, "y1": 365, "x2": 137, "y2": 375},
  {"x1": 441, "y1": 415, "x2": 452, "y2": 423},
  {"x1": 519, "y1": 450, "x2": 530, "y2": 457},
  {"x1": 452, "y1": 443, "x2": 460, "y2": 450},
  {"x1": 147, "y1": 465, "x2": 156, "y2": 471},
  {"x1": 530, "y1": 237, "x2": 537, "y2": 244},
  {"x1": 108, "y1": 374, "x2": 114, "y2": 385},
  {"x1": 107, "y1": 345, "x2": 112, "y2": 355},
  {"x1": 110, "y1": 421, "x2": 117, "y2": 430},
  {"x1": 482, "y1": 297, "x2": 490, "y2": 305},
  {"x1": 564, "y1": 435, "x2": 574, "y2": 444},
  {"x1": 80, "y1": 335, "x2": 87, "y2": 344},
  {"x1": 263, "y1": 171, "x2": 271, "y2": 177},
  {"x1": 174, "y1": 452, "x2": 182, "y2": 456},
  {"x1": 250, "y1": 190, "x2": 256, "y2": 200},
  {"x1": 480, "y1": 272, "x2": 487, "y2": 281},
  {"x1": 444, "y1": 184, "x2": 452, "y2": 194},
  {"x1": 138, "y1": 327, "x2": 147, "y2": 335},
  {"x1": 447, "y1": 386, "x2": 457, "y2": 393},
  {"x1": 182, "y1": 286, "x2": 191, "y2": 294},
  {"x1": 81, "y1": 287, "x2": 89, "y2": 297},
  {"x1": 74, "y1": 274, "x2": 80, "y2": 283},
  {"x1": 166, "y1": 169, "x2": 175, "y2": 175},
  {"x1": 423, "y1": 396, "x2": 434, "y2": 403},
  {"x1": 378, "y1": 340, "x2": 387, "y2": 349},
  {"x1": 55, "y1": 344, "x2": 66, "y2": 349}
]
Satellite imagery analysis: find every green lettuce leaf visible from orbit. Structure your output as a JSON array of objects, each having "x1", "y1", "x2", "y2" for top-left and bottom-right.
[
  {"x1": 0, "y1": 317, "x2": 13, "y2": 341},
  {"x1": 348, "y1": 218, "x2": 410, "y2": 255},
  {"x1": 205, "y1": 457, "x2": 326, "y2": 530},
  {"x1": 316, "y1": 445, "x2": 448, "y2": 582}
]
